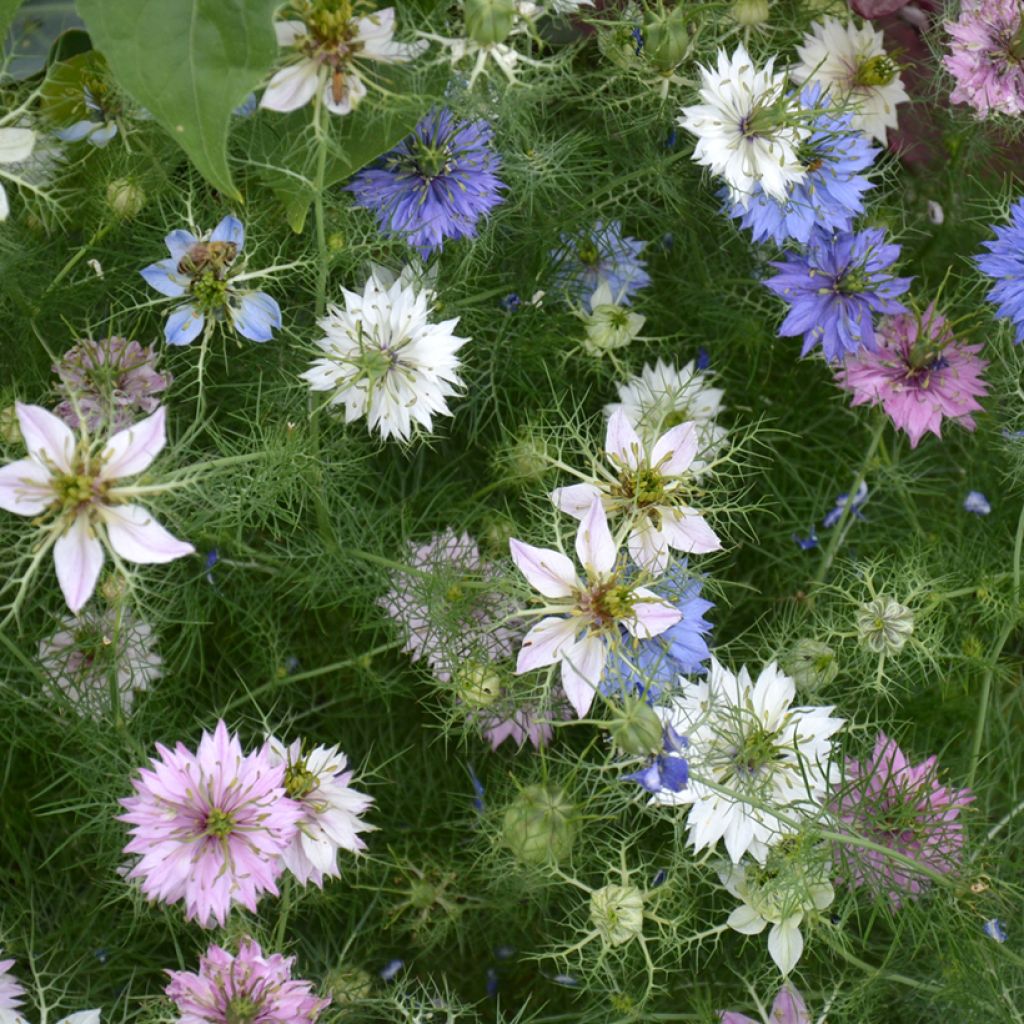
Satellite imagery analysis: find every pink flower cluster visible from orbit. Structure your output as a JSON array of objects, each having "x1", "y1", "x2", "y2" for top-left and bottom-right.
[{"x1": 945, "y1": 0, "x2": 1024, "y2": 118}]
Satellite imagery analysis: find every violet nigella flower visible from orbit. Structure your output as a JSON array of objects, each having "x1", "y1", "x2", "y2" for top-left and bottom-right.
[
  {"x1": 165, "y1": 939, "x2": 330, "y2": 1024},
  {"x1": 836, "y1": 305, "x2": 989, "y2": 448},
  {"x1": 347, "y1": 107, "x2": 505, "y2": 258},
  {"x1": 832, "y1": 732, "x2": 973, "y2": 906},
  {"x1": 977, "y1": 197, "x2": 1024, "y2": 343},
  {"x1": 551, "y1": 220, "x2": 651, "y2": 310},
  {"x1": 945, "y1": 0, "x2": 1024, "y2": 119},
  {"x1": 141, "y1": 215, "x2": 282, "y2": 346},
  {"x1": 119, "y1": 721, "x2": 303, "y2": 927},
  {"x1": 764, "y1": 227, "x2": 912, "y2": 362}
]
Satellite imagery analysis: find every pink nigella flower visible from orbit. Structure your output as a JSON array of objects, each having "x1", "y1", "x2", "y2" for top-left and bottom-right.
[
  {"x1": 0, "y1": 404, "x2": 194, "y2": 612},
  {"x1": 377, "y1": 528, "x2": 518, "y2": 682},
  {"x1": 832, "y1": 731, "x2": 973, "y2": 906},
  {"x1": 0, "y1": 952, "x2": 25, "y2": 1024},
  {"x1": 945, "y1": 0, "x2": 1024, "y2": 118},
  {"x1": 836, "y1": 305, "x2": 988, "y2": 448},
  {"x1": 165, "y1": 938, "x2": 330, "y2": 1024},
  {"x1": 119, "y1": 721, "x2": 303, "y2": 928},
  {"x1": 719, "y1": 982, "x2": 810, "y2": 1024},
  {"x1": 509, "y1": 497, "x2": 681, "y2": 717}
]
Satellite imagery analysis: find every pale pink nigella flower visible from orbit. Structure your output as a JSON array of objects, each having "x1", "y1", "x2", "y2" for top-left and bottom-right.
[
  {"x1": 0, "y1": 404, "x2": 194, "y2": 613},
  {"x1": 38, "y1": 607, "x2": 163, "y2": 720},
  {"x1": 53, "y1": 337, "x2": 172, "y2": 434},
  {"x1": 377, "y1": 528, "x2": 518, "y2": 682},
  {"x1": 832, "y1": 731, "x2": 973, "y2": 907},
  {"x1": 836, "y1": 305, "x2": 988, "y2": 449},
  {"x1": 550, "y1": 409, "x2": 721, "y2": 574},
  {"x1": 119, "y1": 721, "x2": 303, "y2": 928},
  {"x1": 719, "y1": 982, "x2": 810, "y2": 1024},
  {"x1": 510, "y1": 497, "x2": 681, "y2": 717},
  {"x1": 266, "y1": 737, "x2": 374, "y2": 887},
  {"x1": 945, "y1": 0, "x2": 1024, "y2": 118},
  {"x1": 165, "y1": 938, "x2": 330, "y2": 1024},
  {"x1": 0, "y1": 952, "x2": 25, "y2": 1024}
]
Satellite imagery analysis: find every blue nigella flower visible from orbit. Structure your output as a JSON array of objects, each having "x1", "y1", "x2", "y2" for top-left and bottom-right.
[
  {"x1": 56, "y1": 85, "x2": 118, "y2": 147},
  {"x1": 379, "y1": 959, "x2": 404, "y2": 981},
  {"x1": 140, "y1": 215, "x2": 282, "y2": 346},
  {"x1": 623, "y1": 724, "x2": 688, "y2": 794},
  {"x1": 467, "y1": 763, "x2": 485, "y2": 813},
  {"x1": 550, "y1": 219, "x2": 651, "y2": 311},
  {"x1": 822, "y1": 481, "x2": 869, "y2": 528},
  {"x1": 346, "y1": 107, "x2": 505, "y2": 259},
  {"x1": 603, "y1": 561, "x2": 713, "y2": 702},
  {"x1": 631, "y1": 27, "x2": 644, "y2": 55},
  {"x1": 792, "y1": 527, "x2": 819, "y2": 550},
  {"x1": 977, "y1": 197, "x2": 1024, "y2": 343},
  {"x1": 726, "y1": 84, "x2": 880, "y2": 246},
  {"x1": 500, "y1": 292, "x2": 522, "y2": 313},
  {"x1": 764, "y1": 227, "x2": 912, "y2": 362},
  {"x1": 964, "y1": 490, "x2": 991, "y2": 515},
  {"x1": 983, "y1": 918, "x2": 1008, "y2": 943},
  {"x1": 651, "y1": 868, "x2": 668, "y2": 887}
]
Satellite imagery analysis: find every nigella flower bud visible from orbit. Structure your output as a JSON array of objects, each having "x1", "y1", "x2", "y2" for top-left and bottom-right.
[
  {"x1": 729, "y1": 0, "x2": 770, "y2": 25},
  {"x1": 323, "y1": 964, "x2": 374, "y2": 1004},
  {"x1": 642, "y1": 5, "x2": 689, "y2": 72},
  {"x1": 0, "y1": 405, "x2": 19, "y2": 444},
  {"x1": 856, "y1": 595, "x2": 914, "y2": 654},
  {"x1": 106, "y1": 178, "x2": 145, "y2": 219},
  {"x1": 784, "y1": 638, "x2": 839, "y2": 692},
  {"x1": 590, "y1": 883, "x2": 644, "y2": 946},
  {"x1": 454, "y1": 663, "x2": 503, "y2": 708},
  {"x1": 465, "y1": 0, "x2": 518, "y2": 45},
  {"x1": 608, "y1": 697, "x2": 664, "y2": 755},
  {"x1": 502, "y1": 784, "x2": 577, "y2": 865}
]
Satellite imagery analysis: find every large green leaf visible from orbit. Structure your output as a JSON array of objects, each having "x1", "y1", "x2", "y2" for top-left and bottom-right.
[
  {"x1": 0, "y1": 0, "x2": 23, "y2": 41},
  {"x1": 74, "y1": 0, "x2": 280, "y2": 201}
]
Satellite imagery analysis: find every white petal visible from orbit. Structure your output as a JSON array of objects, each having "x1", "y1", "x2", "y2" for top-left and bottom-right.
[
  {"x1": 605, "y1": 409, "x2": 643, "y2": 470},
  {"x1": 767, "y1": 918, "x2": 804, "y2": 975},
  {"x1": 0, "y1": 182, "x2": 8, "y2": 221},
  {"x1": 99, "y1": 407, "x2": 166, "y2": 481},
  {"x1": 0, "y1": 127, "x2": 36, "y2": 164},
  {"x1": 516, "y1": 616, "x2": 577, "y2": 673},
  {"x1": 100, "y1": 504, "x2": 194, "y2": 564},
  {"x1": 651, "y1": 421, "x2": 698, "y2": 476},
  {"x1": 660, "y1": 506, "x2": 722, "y2": 554},
  {"x1": 727, "y1": 904, "x2": 766, "y2": 935},
  {"x1": 550, "y1": 482, "x2": 601, "y2": 520},
  {"x1": 260, "y1": 60, "x2": 321, "y2": 112},
  {"x1": 509, "y1": 538, "x2": 577, "y2": 597},
  {"x1": 56, "y1": 1013, "x2": 101, "y2": 1024},
  {"x1": 626, "y1": 519, "x2": 668, "y2": 574},
  {"x1": 0, "y1": 458, "x2": 53, "y2": 515},
  {"x1": 626, "y1": 589, "x2": 681, "y2": 638},
  {"x1": 54, "y1": 515, "x2": 104, "y2": 613},
  {"x1": 274, "y1": 19, "x2": 307, "y2": 46},
  {"x1": 16, "y1": 403, "x2": 74, "y2": 473},
  {"x1": 575, "y1": 496, "x2": 616, "y2": 575},
  {"x1": 561, "y1": 635, "x2": 605, "y2": 716}
]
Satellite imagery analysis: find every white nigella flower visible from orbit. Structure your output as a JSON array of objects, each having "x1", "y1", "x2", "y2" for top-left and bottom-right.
[
  {"x1": 579, "y1": 282, "x2": 646, "y2": 356},
  {"x1": 260, "y1": 6, "x2": 428, "y2": 116},
  {"x1": 720, "y1": 860, "x2": 834, "y2": 975},
  {"x1": 267, "y1": 737, "x2": 375, "y2": 887},
  {"x1": 0, "y1": 127, "x2": 36, "y2": 221},
  {"x1": 550, "y1": 409, "x2": 722, "y2": 574},
  {"x1": 678, "y1": 43, "x2": 808, "y2": 206},
  {"x1": 300, "y1": 265, "x2": 469, "y2": 442},
  {"x1": 510, "y1": 496, "x2": 681, "y2": 717},
  {"x1": 604, "y1": 358, "x2": 726, "y2": 462},
  {"x1": 645, "y1": 658, "x2": 844, "y2": 865},
  {"x1": 790, "y1": 17, "x2": 909, "y2": 145},
  {"x1": 39, "y1": 608, "x2": 163, "y2": 720},
  {"x1": 0, "y1": 405, "x2": 194, "y2": 613}
]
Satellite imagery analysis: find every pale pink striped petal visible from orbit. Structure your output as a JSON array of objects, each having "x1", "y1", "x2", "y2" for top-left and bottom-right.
[
  {"x1": 0, "y1": 457, "x2": 53, "y2": 515},
  {"x1": 771, "y1": 983, "x2": 811, "y2": 1024},
  {"x1": 605, "y1": 409, "x2": 643, "y2": 470},
  {"x1": 560, "y1": 635, "x2": 605, "y2": 717},
  {"x1": 509, "y1": 538, "x2": 577, "y2": 597},
  {"x1": 626, "y1": 588, "x2": 681, "y2": 638},
  {"x1": 575, "y1": 497, "x2": 616, "y2": 575},
  {"x1": 550, "y1": 482, "x2": 601, "y2": 520},
  {"x1": 516, "y1": 615, "x2": 577, "y2": 673},
  {"x1": 16, "y1": 403, "x2": 74, "y2": 473},
  {"x1": 100, "y1": 407, "x2": 167, "y2": 481},
  {"x1": 627, "y1": 519, "x2": 668, "y2": 574},
  {"x1": 660, "y1": 506, "x2": 722, "y2": 554},
  {"x1": 651, "y1": 421, "x2": 698, "y2": 476},
  {"x1": 101, "y1": 504, "x2": 195, "y2": 564},
  {"x1": 54, "y1": 514, "x2": 104, "y2": 612}
]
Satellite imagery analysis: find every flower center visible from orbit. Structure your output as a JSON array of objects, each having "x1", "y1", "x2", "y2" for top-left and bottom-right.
[
  {"x1": 306, "y1": 0, "x2": 358, "y2": 49},
  {"x1": 285, "y1": 761, "x2": 319, "y2": 799},
  {"x1": 612, "y1": 466, "x2": 667, "y2": 507},
  {"x1": 354, "y1": 345, "x2": 397, "y2": 383},
  {"x1": 583, "y1": 580, "x2": 636, "y2": 626},
  {"x1": 225, "y1": 994, "x2": 262, "y2": 1024},
  {"x1": 853, "y1": 54, "x2": 898, "y2": 88},
  {"x1": 836, "y1": 265, "x2": 871, "y2": 295},
  {"x1": 190, "y1": 270, "x2": 231, "y2": 313},
  {"x1": 407, "y1": 138, "x2": 453, "y2": 180},
  {"x1": 578, "y1": 239, "x2": 601, "y2": 267},
  {"x1": 727, "y1": 722, "x2": 783, "y2": 779},
  {"x1": 204, "y1": 807, "x2": 236, "y2": 838},
  {"x1": 55, "y1": 471, "x2": 96, "y2": 511}
]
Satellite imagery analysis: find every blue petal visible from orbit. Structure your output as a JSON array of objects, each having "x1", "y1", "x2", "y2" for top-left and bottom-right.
[
  {"x1": 230, "y1": 290, "x2": 281, "y2": 342},
  {"x1": 165, "y1": 305, "x2": 205, "y2": 346},
  {"x1": 623, "y1": 763, "x2": 663, "y2": 793},
  {"x1": 165, "y1": 229, "x2": 198, "y2": 261},
  {"x1": 89, "y1": 122, "x2": 118, "y2": 147},
  {"x1": 55, "y1": 121, "x2": 94, "y2": 142},
  {"x1": 211, "y1": 215, "x2": 245, "y2": 251},
  {"x1": 141, "y1": 259, "x2": 189, "y2": 298},
  {"x1": 233, "y1": 93, "x2": 258, "y2": 117},
  {"x1": 658, "y1": 755, "x2": 688, "y2": 792}
]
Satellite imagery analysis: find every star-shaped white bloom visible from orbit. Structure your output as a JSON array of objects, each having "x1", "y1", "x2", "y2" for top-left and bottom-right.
[
  {"x1": 720, "y1": 861, "x2": 834, "y2": 976},
  {"x1": 790, "y1": 17, "x2": 909, "y2": 144},
  {"x1": 510, "y1": 497, "x2": 681, "y2": 716},
  {"x1": 261, "y1": 7, "x2": 428, "y2": 116},
  {"x1": 300, "y1": 265, "x2": 469, "y2": 441},
  {"x1": 645, "y1": 659, "x2": 844, "y2": 864},
  {"x1": 550, "y1": 409, "x2": 722, "y2": 574},
  {"x1": 267, "y1": 737, "x2": 375, "y2": 887},
  {"x1": 0, "y1": 405, "x2": 194, "y2": 613},
  {"x1": 678, "y1": 43, "x2": 808, "y2": 206}
]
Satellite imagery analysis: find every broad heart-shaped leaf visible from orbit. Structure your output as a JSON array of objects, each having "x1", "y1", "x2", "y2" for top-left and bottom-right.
[
  {"x1": 75, "y1": 0, "x2": 280, "y2": 201},
  {"x1": 0, "y1": 0, "x2": 23, "y2": 41}
]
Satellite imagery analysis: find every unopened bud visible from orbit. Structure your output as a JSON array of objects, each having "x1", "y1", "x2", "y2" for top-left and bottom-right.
[
  {"x1": 590, "y1": 883, "x2": 644, "y2": 946},
  {"x1": 100, "y1": 572, "x2": 129, "y2": 605},
  {"x1": 856, "y1": 595, "x2": 914, "y2": 654},
  {"x1": 106, "y1": 178, "x2": 145, "y2": 219},
  {"x1": 730, "y1": 0, "x2": 770, "y2": 25},
  {"x1": 455, "y1": 663, "x2": 503, "y2": 708},
  {"x1": 643, "y1": 5, "x2": 689, "y2": 72},
  {"x1": 323, "y1": 964, "x2": 374, "y2": 1004},
  {"x1": 502, "y1": 784, "x2": 577, "y2": 865},
  {"x1": 784, "y1": 639, "x2": 838, "y2": 692},
  {"x1": 608, "y1": 698, "x2": 663, "y2": 755},
  {"x1": 465, "y1": 0, "x2": 518, "y2": 45}
]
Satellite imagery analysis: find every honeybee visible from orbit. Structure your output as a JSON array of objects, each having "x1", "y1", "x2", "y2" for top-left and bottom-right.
[{"x1": 178, "y1": 240, "x2": 238, "y2": 277}]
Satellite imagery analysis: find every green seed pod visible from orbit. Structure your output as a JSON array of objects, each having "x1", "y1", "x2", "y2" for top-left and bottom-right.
[
  {"x1": 784, "y1": 638, "x2": 839, "y2": 692},
  {"x1": 464, "y1": 0, "x2": 518, "y2": 46},
  {"x1": 502, "y1": 784, "x2": 577, "y2": 865},
  {"x1": 454, "y1": 663, "x2": 503, "y2": 708},
  {"x1": 607, "y1": 697, "x2": 663, "y2": 755},
  {"x1": 856, "y1": 595, "x2": 914, "y2": 654},
  {"x1": 323, "y1": 964, "x2": 374, "y2": 1004},
  {"x1": 643, "y1": 5, "x2": 689, "y2": 73},
  {"x1": 729, "y1": 0, "x2": 770, "y2": 26},
  {"x1": 590, "y1": 883, "x2": 644, "y2": 946},
  {"x1": 106, "y1": 178, "x2": 145, "y2": 219}
]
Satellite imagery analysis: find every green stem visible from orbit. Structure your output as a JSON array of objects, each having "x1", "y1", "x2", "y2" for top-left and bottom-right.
[
  {"x1": 274, "y1": 875, "x2": 292, "y2": 949},
  {"x1": 39, "y1": 222, "x2": 114, "y2": 303},
  {"x1": 818, "y1": 930, "x2": 942, "y2": 993}
]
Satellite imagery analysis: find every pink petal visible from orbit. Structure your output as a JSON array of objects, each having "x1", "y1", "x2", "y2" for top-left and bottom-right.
[
  {"x1": 660, "y1": 506, "x2": 722, "y2": 554},
  {"x1": 53, "y1": 514, "x2": 104, "y2": 613},
  {"x1": 561, "y1": 635, "x2": 605, "y2": 716},
  {"x1": 0, "y1": 457, "x2": 53, "y2": 515},
  {"x1": 550, "y1": 482, "x2": 601, "y2": 520},
  {"x1": 575, "y1": 496, "x2": 616, "y2": 575},
  {"x1": 100, "y1": 504, "x2": 195, "y2": 564},
  {"x1": 626, "y1": 588, "x2": 682, "y2": 638},
  {"x1": 516, "y1": 616, "x2": 578, "y2": 673},
  {"x1": 509, "y1": 538, "x2": 577, "y2": 597},
  {"x1": 627, "y1": 519, "x2": 669, "y2": 574},
  {"x1": 718, "y1": 1014, "x2": 759, "y2": 1024},
  {"x1": 16, "y1": 402, "x2": 74, "y2": 473},
  {"x1": 605, "y1": 409, "x2": 643, "y2": 470},
  {"x1": 651, "y1": 421, "x2": 698, "y2": 476},
  {"x1": 100, "y1": 407, "x2": 167, "y2": 481},
  {"x1": 771, "y1": 983, "x2": 811, "y2": 1024}
]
